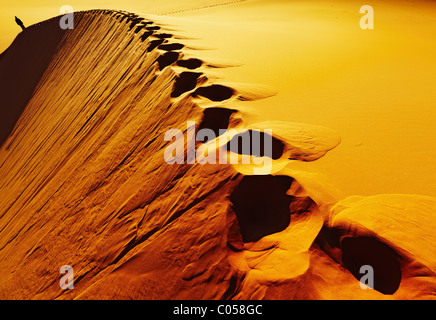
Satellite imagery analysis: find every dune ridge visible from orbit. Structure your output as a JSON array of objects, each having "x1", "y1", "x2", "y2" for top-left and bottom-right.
[{"x1": 0, "y1": 10, "x2": 435, "y2": 300}]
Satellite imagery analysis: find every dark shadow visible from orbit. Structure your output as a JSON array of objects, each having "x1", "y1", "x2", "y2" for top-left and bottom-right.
[
  {"x1": 177, "y1": 58, "x2": 203, "y2": 70},
  {"x1": 147, "y1": 39, "x2": 165, "y2": 52},
  {"x1": 134, "y1": 25, "x2": 146, "y2": 33},
  {"x1": 0, "y1": 16, "x2": 67, "y2": 147},
  {"x1": 140, "y1": 31, "x2": 154, "y2": 42},
  {"x1": 129, "y1": 18, "x2": 144, "y2": 30},
  {"x1": 230, "y1": 175, "x2": 294, "y2": 242},
  {"x1": 146, "y1": 26, "x2": 161, "y2": 31},
  {"x1": 155, "y1": 33, "x2": 173, "y2": 39},
  {"x1": 197, "y1": 107, "x2": 236, "y2": 142},
  {"x1": 171, "y1": 72, "x2": 202, "y2": 98},
  {"x1": 129, "y1": 17, "x2": 143, "y2": 24},
  {"x1": 341, "y1": 236, "x2": 402, "y2": 295},
  {"x1": 316, "y1": 225, "x2": 343, "y2": 251},
  {"x1": 158, "y1": 43, "x2": 185, "y2": 51},
  {"x1": 157, "y1": 52, "x2": 179, "y2": 71},
  {"x1": 226, "y1": 130, "x2": 284, "y2": 160},
  {"x1": 192, "y1": 84, "x2": 234, "y2": 101}
]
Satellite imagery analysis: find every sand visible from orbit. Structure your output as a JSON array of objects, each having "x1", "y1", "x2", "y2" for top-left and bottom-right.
[{"x1": 0, "y1": 1, "x2": 435, "y2": 300}]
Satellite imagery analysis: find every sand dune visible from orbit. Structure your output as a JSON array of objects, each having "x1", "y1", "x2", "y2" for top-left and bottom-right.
[{"x1": 0, "y1": 7, "x2": 435, "y2": 300}]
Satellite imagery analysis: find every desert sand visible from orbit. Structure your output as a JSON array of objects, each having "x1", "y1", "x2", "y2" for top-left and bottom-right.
[{"x1": 0, "y1": 0, "x2": 435, "y2": 300}]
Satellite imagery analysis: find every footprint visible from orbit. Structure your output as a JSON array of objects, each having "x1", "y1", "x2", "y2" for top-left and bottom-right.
[
  {"x1": 155, "y1": 33, "x2": 173, "y2": 39},
  {"x1": 140, "y1": 31, "x2": 154, "y2": 42},
  {"x1": 134, "y1": 25, "x2": 147, "y2": 33},
  {"x1": 171, "y1": 72, "x2": 202, "y2": 97},
  {"x1": 341, "y1": 236, "x2": 402, "y2": 295},
  {"x1": 197, "y1": 107, "x2": 237, "y2": 142},
  {"x1": 177, "y1": 58, "x2": 203, "y2": 70},
  {"x1": 226, "y1": 130, "x2": 284, "y2": 160},
  {"x1": 147, "y1": 39, "x2": 166, "y2": 52},
  {"x1": 158, "y1": 43, "x2": 185, "y2": 51},
  {"x1": 192, "y1": 84, "x2": 235, "y2": 102},
  {"x1": 146, "y1": 26, "x2": 161, "y2": 31},
  {"x1": 157, "y1": 52, "x2": 180, "y2": 71},
  {"x1": 230, "y1": 175, "x2": 294, "y2": 242}
]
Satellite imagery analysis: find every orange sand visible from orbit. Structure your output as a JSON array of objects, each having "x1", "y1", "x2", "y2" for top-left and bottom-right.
[{"x1": 0, "y1": 1, "x2": 435, "y2": 300}]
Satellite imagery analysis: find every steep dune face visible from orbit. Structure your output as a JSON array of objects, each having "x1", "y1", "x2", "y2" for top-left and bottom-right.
[
  {"x1": 0, "y1": 10, "x2": 240, "y2": 299},
  {"x1": 0, "y1": 18, "x2": 66, "y2": 146},
  {"x1": 0, "y1": 10, "x2": 435, "y2": 300}
]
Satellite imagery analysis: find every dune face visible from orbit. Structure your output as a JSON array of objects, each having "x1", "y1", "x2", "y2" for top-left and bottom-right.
[
  {"x1": 0, "y1": 20, "x2": 66, "y2": 146},
  {"x1": 0, "y1": 9, "x2": 435, "y2": 300}
]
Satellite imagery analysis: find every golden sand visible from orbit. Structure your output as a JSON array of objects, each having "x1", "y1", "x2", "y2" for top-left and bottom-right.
[{"x1": 0, "y1": 1, "x2": 435, "y2": 299}]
